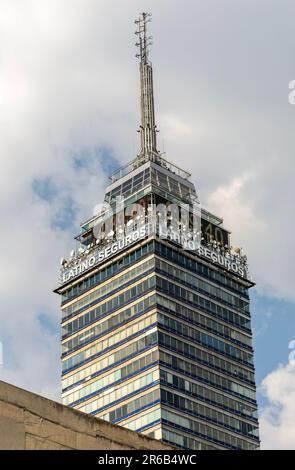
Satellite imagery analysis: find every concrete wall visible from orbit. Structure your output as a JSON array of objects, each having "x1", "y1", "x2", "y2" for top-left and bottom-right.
[{"x1": 0, "y1": 381, "x2": 173, "y2": 450}]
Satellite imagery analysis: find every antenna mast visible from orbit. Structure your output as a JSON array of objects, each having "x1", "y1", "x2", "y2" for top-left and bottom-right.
[{"x1": 135, "y1": 12, "x2": 159, "y2": 163}]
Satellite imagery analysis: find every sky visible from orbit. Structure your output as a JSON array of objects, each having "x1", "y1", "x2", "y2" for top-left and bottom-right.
[{"x1": 0, "y1": 0, "x2": 295, "y2": 450}]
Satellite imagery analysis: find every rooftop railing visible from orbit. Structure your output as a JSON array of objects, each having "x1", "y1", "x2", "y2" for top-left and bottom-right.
[{"x1": 108, "y1": 154, "x2": 191, "y2": 184}]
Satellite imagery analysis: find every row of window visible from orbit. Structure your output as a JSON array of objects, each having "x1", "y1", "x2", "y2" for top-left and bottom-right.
[
  {"x1": 159, "y1": 332, "x2": 254, "y2": 384},
  {"x1": 162, "y1": 389, "x2": 259, "y2": 438},
  {"x1": 101, "y1": 389, "x2": 160, "y2": 424},
  {"x1": 78, "y1": 370, "x2": 159, "y2": 415},
  {"x1": 151, "y1": 168, "x2": 193, "y2": 203},
  {"x1": 62, "y1": 276, "x2": 156, "y2": 338},
  {"x1": 63, "y1": 347, "x2": 158, "y2": 406},
  {"x1": 62, "y1": 293, "x2": 156, "y2": 355},
  {"x1": 159, "y1": 350, "x2": 256, "y2": 401},
  {"x1": 122, "y1": 407, "x2": 161, "y2": 432},
  {"x1": 62, "y1": 315, "x2": 157, "y2": 373},
  {"x1": 61, "y1": 241, "x2": 154, "y2": 303},
  {"x1": 156, "y1": 258, "x2": 249, "y2": 313},
  {"x1": 162, "y1": 428, "x2": 218, "y2": 450},
  {"x1": 162, "y1": 410, "x2": 259, "y2": 450},
  {"x1": 158, "y1": 313, "x2": 253, "y2": 366},
  {"x1": 161, "y1": 370, "x2": 257, "y2": 420},
  {"x1": 157, "y1": 294, "x2": 252, "y2": 348},
  {"x1": 157, "y1": 277, "x2": 250, "y2": 331},
  {"x1": 105, "y1": 169, "x2": 151, "y2": 206},
  {"x1": 62, "y1": 257, "x2": 154, "y2": 319},
  {"x1": 63, "y1": 301, "x2": 252, "y2": 362},
  {"x1": 62, "y1": 332, "x2": 158, "y2": 389},
  {"x1": 154, "y1": 242, "x2": 248, "y2": 297}
]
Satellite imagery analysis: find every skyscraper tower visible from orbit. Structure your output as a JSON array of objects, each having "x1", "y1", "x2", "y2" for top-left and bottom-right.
[{"x1": 55, "y1": 13, "x2": 260, "y2": 450}]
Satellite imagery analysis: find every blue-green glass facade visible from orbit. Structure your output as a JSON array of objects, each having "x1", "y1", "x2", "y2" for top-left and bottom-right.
[{"x1": 56, "y1": 157, "x2": 260, "y2": 450}]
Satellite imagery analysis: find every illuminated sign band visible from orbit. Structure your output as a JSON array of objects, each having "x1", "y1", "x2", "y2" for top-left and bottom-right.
[
  {"x1": 61, "y1": 225, "x2": 247, "y2": 285},
  {"x1": 62, "y1": 225, "x2": 149, "y2": 283},
  {"x1": 196, "y1": 245, "x2": 246, "y2": 278}
]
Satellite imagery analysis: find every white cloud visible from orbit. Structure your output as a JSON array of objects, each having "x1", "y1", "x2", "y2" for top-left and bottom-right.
[
  {"x1": 206, "y1": 173, "x2": 293, "y2": 299},
  {"x1": 161, "y1": 113, "x2": 194, "y2": 138},
  {"x1": 259, "y1": 362, "x2": 295, "y2": 449}
]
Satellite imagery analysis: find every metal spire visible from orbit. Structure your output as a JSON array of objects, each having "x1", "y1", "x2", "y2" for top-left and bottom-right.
[{"x1": 135, "y1": 12, "x2": 159, "y2": 163}]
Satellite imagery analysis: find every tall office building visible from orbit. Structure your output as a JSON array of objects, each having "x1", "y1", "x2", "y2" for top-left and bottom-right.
[{"x1": 55, "y1": 13, "x2": 260, "y2": 450}]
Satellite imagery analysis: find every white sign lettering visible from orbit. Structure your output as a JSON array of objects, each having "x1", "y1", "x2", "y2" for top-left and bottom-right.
[
  {"x1": 61, "y1": 225, "x2": 247, "y2": 285},
  {"x1": 62, "y1": 225, "x2": 148, "y2": 283}
]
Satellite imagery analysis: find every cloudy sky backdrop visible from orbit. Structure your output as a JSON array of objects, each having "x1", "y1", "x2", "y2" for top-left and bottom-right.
[{"x1": 1, "y1": 0, "x2": 295, "y2": 449}]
